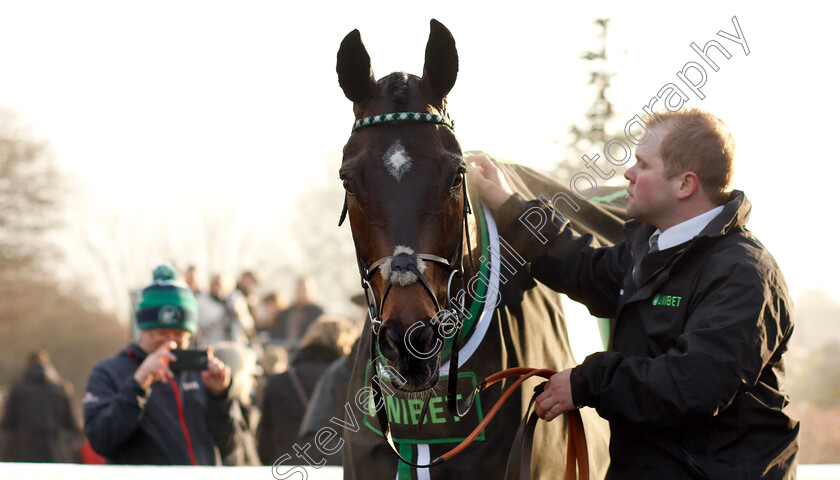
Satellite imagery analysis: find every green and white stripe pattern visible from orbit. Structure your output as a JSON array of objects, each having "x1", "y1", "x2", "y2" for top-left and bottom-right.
[{"x1": 352, "y1": 112, "x2": 454, "y2": 132}]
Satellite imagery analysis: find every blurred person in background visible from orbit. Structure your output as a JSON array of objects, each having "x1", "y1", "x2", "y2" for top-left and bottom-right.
[
  {"x1": 236, "y1": 270, "x2": 262, "y2": 327},
  {"x1": 255, "y1": 292, "x2": 287, "y2": 341},
  {"x1": 297, "y1": 336, "x2": 360, "y2": 466},
  {"x1": 257, "y1": 316, "x2": 357, "y2": 465},
  {"x1": 83, "y1": 264, "x2": 241, "y2": 465},
  {"x1": 259, "y1": 344, "x2": 289, "y2": 378},
  {"x1": 0, "y1": 349, "x2": 81, "y2": 463},
  {"x1": 213, "y1": 341, "x2": 260, "y2": 465},
  {"x1": 182, "y1": 264, "x2": 202, "y2": 295},
  {"x1": 254, "y1": 344, "x2": 289, "y2": 417},
  {"x1": 270, "y1": 276, "x2": 323, "y2": 342},
  {"x1": 196, "y1": 273, "x2": 255, "y2": 347}
]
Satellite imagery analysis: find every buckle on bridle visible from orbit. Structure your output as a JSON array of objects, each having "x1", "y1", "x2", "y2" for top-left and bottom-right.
[{"x1": 361, "y1": 278, "x2": 382, "y2": 335}]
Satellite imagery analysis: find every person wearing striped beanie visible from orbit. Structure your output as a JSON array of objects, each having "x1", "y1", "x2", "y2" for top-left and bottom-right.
[
  {"x1": 134, "y1": 263, "x2": 199, "y2": 334},
  {"x1": 83, "y1": 264, "x2": 241, "y2": 465}
]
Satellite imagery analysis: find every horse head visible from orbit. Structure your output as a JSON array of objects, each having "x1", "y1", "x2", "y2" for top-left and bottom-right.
[{"x1": 337, "y1": 20, "x2": 472, "y2": 393}]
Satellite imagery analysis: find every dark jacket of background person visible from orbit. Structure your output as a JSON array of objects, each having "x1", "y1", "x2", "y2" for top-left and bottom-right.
[
  {"x1": 0, "y1": 362, "x2": 80, "y2": 462},
  {"x1": 296, "y1": 340, "x2": 359, "y2": 466},
  {"x1": 83, "y1": 344, "x2": 240, "y2": 465},
  {"x1": 257, "y1": 344, "x2": 341, "y2": 465},
  {"x1": 498, "y1": 191, "x2": 799, "y2": 479}
]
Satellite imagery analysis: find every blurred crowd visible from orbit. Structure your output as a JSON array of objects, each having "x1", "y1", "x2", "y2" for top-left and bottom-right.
[{"x1": 0, "y1": 265, "x2": 362, "y2": 466}]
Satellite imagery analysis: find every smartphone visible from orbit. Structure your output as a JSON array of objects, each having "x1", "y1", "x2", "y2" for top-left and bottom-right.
[{"x1": 170, "y1": 349, "x2": 209, "y2": 372}]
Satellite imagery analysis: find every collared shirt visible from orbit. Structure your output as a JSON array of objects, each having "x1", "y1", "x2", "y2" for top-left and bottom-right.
[{"x1": 649, "y1": 205, "x2": 725, "y2": 251}]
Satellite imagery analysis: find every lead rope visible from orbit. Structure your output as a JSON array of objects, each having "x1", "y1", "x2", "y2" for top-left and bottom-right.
[{"x1": 371, "y1": 365, "x2": 589, "y2": 479}]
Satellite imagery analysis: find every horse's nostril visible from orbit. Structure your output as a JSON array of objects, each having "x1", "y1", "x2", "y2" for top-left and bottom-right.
[
  {"x1": 409, "y1": 323, "x2": 432, "y2": 348},
  {"x1": 378, "y1": 321, "x2": 440, "y2": 363},
  {"x1": 405, "y1": 320, "x2": 440, "y2": 358},
  {"x1": 386, "y1": 323, "x2": 405, "y2": 349},
  {"x1": 378, "y1": 324, "x2": 401, "y2": 362}
]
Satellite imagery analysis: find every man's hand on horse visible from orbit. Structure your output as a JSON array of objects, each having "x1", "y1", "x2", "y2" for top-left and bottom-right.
[
  {"x1": 466, "y1": 154, "x2": 514, "y2": 213},
  {"x1": 535, "y1": 369, "x2": 575, "y2": 422}
]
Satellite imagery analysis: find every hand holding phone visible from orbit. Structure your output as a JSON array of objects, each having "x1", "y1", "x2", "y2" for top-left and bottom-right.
[
  {"x1": 201, "y1": 346, "x2": 231, "y2": 395},
  {"x1": 134, "y1": 342, "x2": 177, "y2": 389}
]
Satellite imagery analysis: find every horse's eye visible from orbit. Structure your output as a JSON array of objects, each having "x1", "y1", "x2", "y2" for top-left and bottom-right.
[
  {"x1": 450, "y1": 173, "x2": 463, "y2": 191},
  {"x1": 343, "y1": 179, "x2": 356, "y2": 196}
]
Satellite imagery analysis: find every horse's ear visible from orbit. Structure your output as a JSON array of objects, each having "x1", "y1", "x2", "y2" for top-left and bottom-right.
[
  {"x1": 421, "y1": 19, "x2": 458, "y2": 100},
  {"x1": 337, "y1": 29, "x2": 376, "y2": 104}
]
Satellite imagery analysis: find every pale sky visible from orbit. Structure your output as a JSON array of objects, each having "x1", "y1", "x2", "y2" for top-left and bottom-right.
[{"x1": 0, "y1": 1, "x2": 837, "y2": 336}]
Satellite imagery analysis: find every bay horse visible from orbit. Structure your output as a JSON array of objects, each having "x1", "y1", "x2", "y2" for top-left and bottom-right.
[{"x1": 337, "y1": 19, "x2": 624, "y2": 480}]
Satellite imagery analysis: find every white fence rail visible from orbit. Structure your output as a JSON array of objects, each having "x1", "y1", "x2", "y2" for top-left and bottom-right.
[{"x1": 0, "y1": 463, "x2": 836, "y2": 479}]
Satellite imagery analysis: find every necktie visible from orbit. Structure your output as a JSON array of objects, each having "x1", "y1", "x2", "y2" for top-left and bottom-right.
[{"x1": 649, "y1": 233, "x2": 660, "y2": 253}]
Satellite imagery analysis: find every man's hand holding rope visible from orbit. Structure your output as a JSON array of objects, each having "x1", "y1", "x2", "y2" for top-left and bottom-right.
[{"x1": 535, "y1": 369, "x2": 576, "y2": 422}]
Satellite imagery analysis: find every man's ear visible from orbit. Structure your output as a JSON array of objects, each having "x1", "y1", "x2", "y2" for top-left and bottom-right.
[{"x1": 676, "y1": 172, "x2": 700, "y2": 200}]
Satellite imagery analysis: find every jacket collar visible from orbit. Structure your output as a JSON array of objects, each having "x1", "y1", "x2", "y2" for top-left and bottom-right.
[
  {"x1": 698, "y1": 190, "x2": 750, "y2": 238},
  {"x1": 623, "y1": 190, "x2": 750, "y2": 251},
  {"x1": 123, "y1": 344, "x2": 148, "y2": 364}
]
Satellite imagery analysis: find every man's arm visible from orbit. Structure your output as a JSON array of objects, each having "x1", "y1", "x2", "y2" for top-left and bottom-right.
[
  {"x1": 506, "y1": 198, "x2": 629, "y2": 318},
  {"x1": 569, "y1": 260, "x2": 792, "y2": 425},
  {"x1": 82, "y1": 365, "x2": 149, "y2": 457},
  {"x1": 470, "y1": 155, "x2": 628, "y2": 317},
  {"x1": 83, "y1": 343, "x2": 177, "y2": 457}
]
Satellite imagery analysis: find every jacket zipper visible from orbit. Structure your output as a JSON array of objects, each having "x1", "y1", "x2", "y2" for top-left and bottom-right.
[{"x1": 168, "y1": 375, "x2": 197, "y2": 465}]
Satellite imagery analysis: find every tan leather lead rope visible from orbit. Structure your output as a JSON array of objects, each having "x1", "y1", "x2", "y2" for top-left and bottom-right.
[
  {"x1": 565, "y1": 410, "x2": 589, "y2": 480},
  {"x1": 436, "y1": 367, "x2": 589, "y2": 479}
]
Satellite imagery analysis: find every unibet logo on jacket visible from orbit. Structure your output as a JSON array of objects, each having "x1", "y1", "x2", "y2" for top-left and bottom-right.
[{"x1": 652, "y1": 294, "x2": 682, "y2": 307}]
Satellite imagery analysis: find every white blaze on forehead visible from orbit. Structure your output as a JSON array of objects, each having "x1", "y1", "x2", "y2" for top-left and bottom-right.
[
  {"x1": 383, "y1": 140, "x2": 412, "y2": 182},
  {"x1": 379, "y1": 245, "x2": 427, "y2": 286}
]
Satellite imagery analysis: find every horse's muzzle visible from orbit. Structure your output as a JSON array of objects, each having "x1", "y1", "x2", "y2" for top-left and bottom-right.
[{"x1": 378, "y1": 318, "x2": 442, "y2": 391}]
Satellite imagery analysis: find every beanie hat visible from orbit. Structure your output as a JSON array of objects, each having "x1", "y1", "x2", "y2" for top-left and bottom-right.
[{"x1": 136, "y1": 263, "x2": 198, "y2": 333}]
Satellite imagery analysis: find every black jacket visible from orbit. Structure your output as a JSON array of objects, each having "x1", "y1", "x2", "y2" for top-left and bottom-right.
[
  {"x1": 83, "y1": 344, "x2": 240, "y2": 465},
  {"x1": 1, "y1": 364, "x2": 80, "y2": 462},
  {"x1": 499, "y1": 190, "x2": 799, "y2": 480},
  {"x1": 257, "y1": 344, "x2": 342, "y2": 465}
]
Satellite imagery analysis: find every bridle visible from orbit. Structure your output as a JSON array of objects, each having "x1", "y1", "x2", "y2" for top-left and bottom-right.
[
  {"x1": 339, "y1": 110, "x2": 478, "y2": 463},
  {"x1": 338, "y1": 112, "x2": 589, "y2": 479}
]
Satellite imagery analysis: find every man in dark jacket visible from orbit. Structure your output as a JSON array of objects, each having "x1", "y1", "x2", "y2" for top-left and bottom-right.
[
  {"x1": 83, "y1": 264, "x2": 241, "y2": 465},
  {"x1": 470, "y1": 108, "x2": 799, "y2": 479}
]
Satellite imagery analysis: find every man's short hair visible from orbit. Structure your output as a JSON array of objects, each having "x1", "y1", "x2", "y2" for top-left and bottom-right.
[{"x1": 648, "y1": 108, "x2": 735, "y2": 204}]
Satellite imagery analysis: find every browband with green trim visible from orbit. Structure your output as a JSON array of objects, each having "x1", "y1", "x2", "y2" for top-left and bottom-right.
[{"x1": 352, "y1": 112, "x2": 455, "y2": 132}]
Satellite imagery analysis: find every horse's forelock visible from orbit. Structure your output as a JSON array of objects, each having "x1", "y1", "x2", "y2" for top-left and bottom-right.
[{"x1": 383, "y1": 72, "x2": 411, "y2": 110}]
